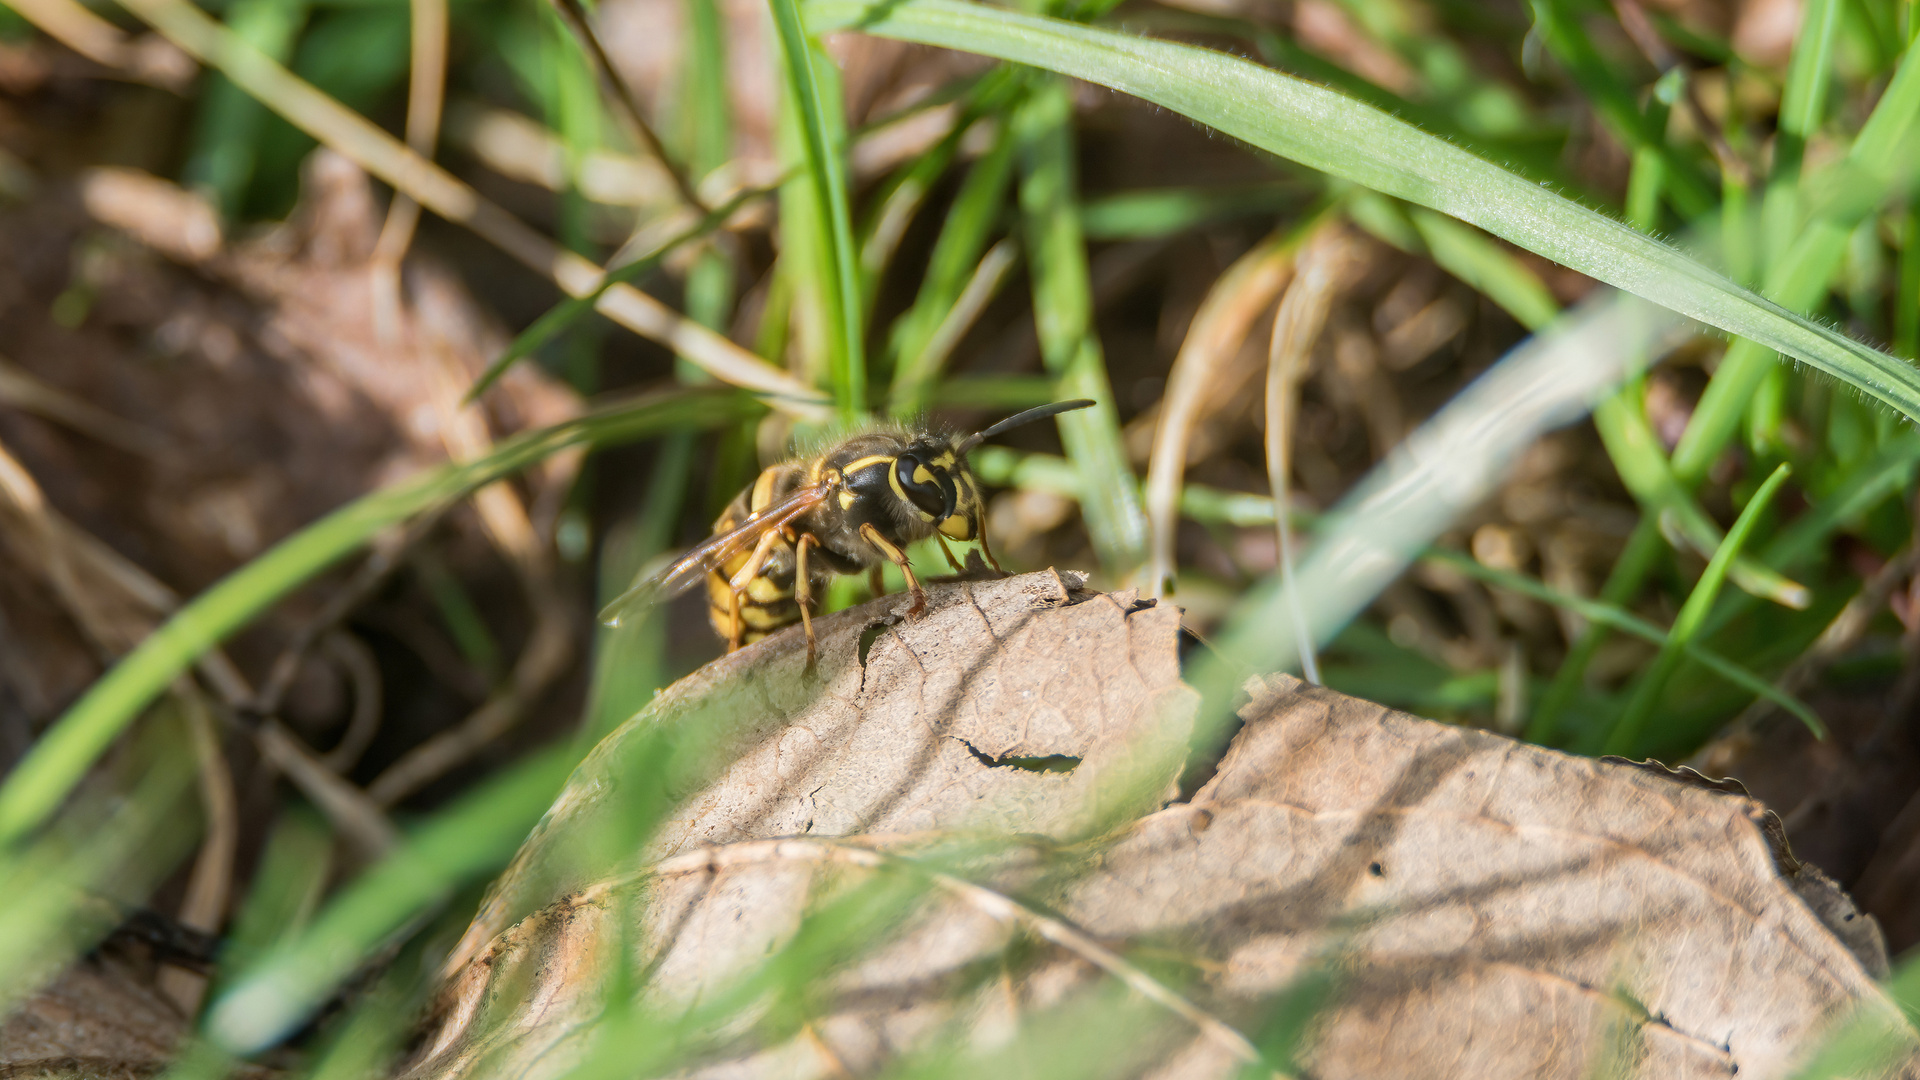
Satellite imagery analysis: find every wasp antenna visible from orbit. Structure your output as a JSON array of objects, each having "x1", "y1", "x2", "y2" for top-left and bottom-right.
[{"x1": 957, "y1": 399, "x2": 1096, "y2": 454}]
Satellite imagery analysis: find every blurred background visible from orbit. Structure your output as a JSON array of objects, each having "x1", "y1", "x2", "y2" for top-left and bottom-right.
[{"x1": 2, "y1": 0, "x2": 1920, "y2": 1057}]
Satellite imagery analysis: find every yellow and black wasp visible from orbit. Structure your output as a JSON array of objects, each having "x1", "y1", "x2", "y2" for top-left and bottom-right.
[{"x1": 601, "y1": 400, "x2": 1094, "y2": 660}]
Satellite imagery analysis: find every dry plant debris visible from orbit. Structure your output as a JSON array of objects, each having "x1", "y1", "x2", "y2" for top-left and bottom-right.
[{"x1": 412, "y1": 573, "x2": 1910, "y2": 1080}]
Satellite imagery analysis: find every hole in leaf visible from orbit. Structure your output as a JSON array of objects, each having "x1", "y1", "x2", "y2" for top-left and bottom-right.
[
  {"x1": 857, "y1": 623, "x2": 887, "y2": 666},
  {"x1": 958, "y1": 738, "x2": 1081, "y2": 773}
]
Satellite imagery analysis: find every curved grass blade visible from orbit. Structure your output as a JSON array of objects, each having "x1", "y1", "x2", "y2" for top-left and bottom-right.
[
  {"x1": 0, "y1": 389, "x2": 757, "y2": 848},
  {"x1": 804, "y1": 0, "x2": 1920, "y2": 423},
  {"x1": 1601, "y1": 463, "x2": 1794, "y2": 755}
]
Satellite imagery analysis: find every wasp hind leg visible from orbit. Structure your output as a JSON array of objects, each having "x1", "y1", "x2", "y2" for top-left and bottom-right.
[
  {"x1": 793, "y1": 533, "x2": 818, "y2": 668},
  {"x1": 726, "y1": 528, "x2": 785, "y2": 654},
  {"x1": 859, "y1": 523, "x2": 926, "y2": 617}
]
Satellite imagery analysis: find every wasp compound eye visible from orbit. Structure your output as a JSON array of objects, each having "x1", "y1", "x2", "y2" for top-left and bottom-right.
[{"x1": 894, "y1": 454, "x2": 954, "y2": 520}]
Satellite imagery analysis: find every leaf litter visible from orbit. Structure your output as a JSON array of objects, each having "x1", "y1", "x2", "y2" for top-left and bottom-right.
[{"x1": 412, "y1": 573, "x2": 1914, "y2": 1080}]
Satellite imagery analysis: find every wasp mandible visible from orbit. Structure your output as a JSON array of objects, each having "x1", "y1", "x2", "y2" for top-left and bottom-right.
[{"x1": 601, "y1": 400, "x2": 1095, "y2": 661}]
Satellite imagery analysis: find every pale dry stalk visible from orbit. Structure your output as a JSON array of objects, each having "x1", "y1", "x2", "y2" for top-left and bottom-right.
[
  {"x1": 1265, "y1": 224, "x2": 1365, "y2": 683},
  {"x1": 1143, "y1": 230, "x2": 1299, "y2": 598},
  {"x1": 369, "y1": 0, "x2": 450, "y2": 341}
]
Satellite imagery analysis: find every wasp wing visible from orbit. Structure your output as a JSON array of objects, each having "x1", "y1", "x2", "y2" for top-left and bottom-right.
[{"x1": 598, "y1": 481, "x2": 831, "y2": 628}]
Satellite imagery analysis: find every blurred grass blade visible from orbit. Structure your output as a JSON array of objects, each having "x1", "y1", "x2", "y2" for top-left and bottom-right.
[
  {"x1": 204, "y1": 746, "x2": 575, "y2": 1054},
  {"x1": 770, "y1": 0, "x2": 865, "y2": 419},
  {"x1": 1425, "y1": 550, "x2": 1825, "y2": 737},
  {"x1": 0, "y1": 709, "x2": 199, "y2": 1014},
  {"x1": 1014, "y1": 76, "x2": 1148, "y2": 577},
  {"x1": 1592, "y1": 387, "x2": 1809, "y2": 609},
  {"x1": 1601, "y1": 464, "x2": 1793, "y2": 756},
  {"x1": 1081, "y1": 182, "x2": 1305, "y2": 241},
  {"x1": 805, "y1": 0, "x2": 1920, "y2": 424},
  {"x1": 0, "y1": 389, "x2": 754, "y2": 848}
]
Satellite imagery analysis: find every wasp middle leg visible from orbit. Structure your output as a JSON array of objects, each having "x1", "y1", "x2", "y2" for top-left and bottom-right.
[
  {"x1": 725, "y1": 528, "x2": 786, "y2": 653},
  {"x1": 793, "y1": 532, "x2": 818, "y2": 666},
  {"x1": 859, "y1": 523, "x2": 926, "y2": 616}
]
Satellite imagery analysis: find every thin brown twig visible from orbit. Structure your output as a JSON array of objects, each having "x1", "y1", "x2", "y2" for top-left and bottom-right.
[
  {"x1": 318, "y1": 631, "x2": 384, "y2": 774},
  {"x1": 157, "y1": 684, "x2": 237, "y2": 1015},
  {"x1": 255, "y1": 717, "x2": 399, "y2": 859},
  {"x1": 544, "y1": 0, "x2": 709, "y2": 214}
]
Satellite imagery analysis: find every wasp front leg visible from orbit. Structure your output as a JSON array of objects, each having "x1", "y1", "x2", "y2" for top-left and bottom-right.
[
  {"x1": 859, "y1": 523, "x2": 926, "y2": 617},
  {"x1": 726, "y1": 528, "x2": 785, "y2": 653},
  {"x1": 793, "y1": 532, "x2": 818, "y2": 666}
]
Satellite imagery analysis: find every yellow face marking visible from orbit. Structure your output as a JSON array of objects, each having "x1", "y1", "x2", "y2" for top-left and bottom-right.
[
  {"x1": 932, "y1": 451, "x2": 956, "y2": 468},
  {"x1": 939, "y1": 513, "x2": 974, "y2": 540},
  {"x1": 912, "y1": 464, "x2": 935, "y2": 484},
  {"x1": 841, "y1": 454, "x2": 895, "y2": 475},
  {"x1": 838, "y1": 490, "x2": 857, "y2": 510}
]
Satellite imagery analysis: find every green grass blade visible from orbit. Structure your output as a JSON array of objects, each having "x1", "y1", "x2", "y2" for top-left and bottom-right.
[
  {"x1": 0, "y1": 389, "x2": 755, "y2": 848},
  {"x1": 680, "y1": 0, "x2": 733, "y2": 181},
  {"x1": 182, "y1": 0, "x2": 308, "y2": 217},
  {"x1": 1592, "y1": 386, "x2": 1809, "y2": 609},
  {"x1": 771, "y1": 0, "x2": 866, "y2": 419},
  {"x1": 1526, "y1": 515, "x2": 1665, "y2": 744},
  {"x1": 886, "y1": 122, "x2": 1019, "y2": 414},
  {"x1": 1671, "y1": 39, "x2": 1920, "y2": 481},
  {"x1": 1403, "y1": 205, "x2": 1560, "y2": 331},
  {"x1": 1013, "y1": 76, "x2": 1148, "y2": 577},
  {"x1": 805, "y1": 0, "x2": 1920, "y2": 423},
  {"x1": 1079, "y1": 182, "x2": 1305, "y2": 241},
  {"x1": 1601, "y1": 463, "x2": 1794, "y2": 756}
]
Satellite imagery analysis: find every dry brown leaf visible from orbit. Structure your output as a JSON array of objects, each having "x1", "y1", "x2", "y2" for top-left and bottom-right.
[
  {"x1": 439, "y1": 569, "x2": 1197, "y2": 979},
  {"x1": 412, "y1": 578, "x2": 1913, "y2": 1080}
]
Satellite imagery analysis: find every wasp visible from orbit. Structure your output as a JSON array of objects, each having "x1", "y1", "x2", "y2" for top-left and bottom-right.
[{"x1": 602, "y1": 400, "x2": 1094, "y2": 661}]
